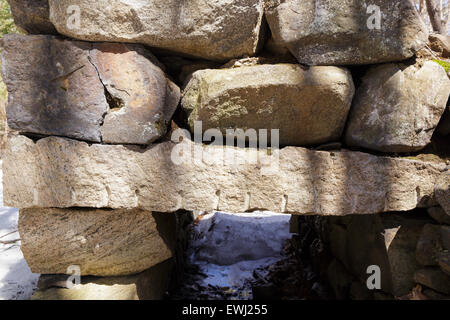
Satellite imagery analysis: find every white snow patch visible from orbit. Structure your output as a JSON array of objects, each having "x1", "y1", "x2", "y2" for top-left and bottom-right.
[
  {"x1": 0, "y1": 162, "x2": 39, "y2": 300},
  {"x1": 188, "y1": 211, "x2": 292, "y2": 296}
]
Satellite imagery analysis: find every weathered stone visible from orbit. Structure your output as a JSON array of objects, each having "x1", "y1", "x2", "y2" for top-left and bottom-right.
[
  {"x1": 380, "y1": 214, "x2": 426, "y2": 297},
  {"x1": 31, "y1": 259, "x2": 173, "y2": 300},
  {"x1": 90, "y1": 43, "x2": 180, "y2": 145},
  {"x1": 416, "y1": 224, "x2": 442, "y2": 266},
  {"x1": 7, "y1": 0, "x2": 57, "y2": 34},
  {"x1": 48, "y1": 0, "x2": 265, "y2": 61},
  {"x1": 19, "y1": 208, "x2": 175, "y2": 276},
  {"x1": 327, "y1": 259, "x2": 352, "y2": 300},
  {"x1": 423, "y1": 288, "x2": 450, "y2": 300},
  {"x1": 1, "y1": 35, "x2": 180, "y2": 145},
  {"x1": 427, "y1": 207, "x2": 450, "y2": 225},
  {"x1": 1, "y1": 35, "x2": 107, "y2": 142},
  {"x1": 435, "y1": 172, "x2": 450, "y2": 215},
  {"x1": 182, "y1": 64, "x2": 355, "y2": 146},
  {"x1": 3, "y1": 134, "x2": 445, "y2": 215},
  {"x1": 345, "y1": 215, "x2": 394, "y2": 294},
  {"x1": 326, "y1": 213, "x2": 427, "y2": 297},
  {"x1": 414, "y1": 268, "x2": 450, "y2": 295},
  {"x1": 345, "y1": 62, "x2": 450, "y2": 153},
  {"x1": 265, "y1": 0, "x2": 428, "y2": 65}
]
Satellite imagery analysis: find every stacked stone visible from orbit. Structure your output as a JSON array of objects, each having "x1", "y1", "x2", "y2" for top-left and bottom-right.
[
  {"x1": 2, "y1": 0, "x2": 450, "y2": 299},
  {"x1": 298, "y1": 208, "x2": 450, "y2": 300}
]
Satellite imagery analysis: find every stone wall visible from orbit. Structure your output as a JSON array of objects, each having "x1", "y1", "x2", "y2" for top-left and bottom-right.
[
  {"x1": 291, "y1": 207, "x2": 450, "y2": 300},
  {"x1": 1, "y1": 0, "x2": 449, "y2": 299}
]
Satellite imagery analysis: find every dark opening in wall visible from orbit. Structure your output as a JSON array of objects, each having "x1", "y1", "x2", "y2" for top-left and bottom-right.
[{"x1": 168, "y1": 211, "x2": 333, "y2": 300}]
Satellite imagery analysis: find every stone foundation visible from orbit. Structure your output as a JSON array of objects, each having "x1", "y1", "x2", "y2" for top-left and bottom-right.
[{"x1": 1, "y1": 0, "x2": 449, "y2": 300}]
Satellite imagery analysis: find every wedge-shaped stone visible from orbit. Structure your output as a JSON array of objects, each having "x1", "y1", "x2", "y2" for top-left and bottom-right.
[
  {"x1": 182, "y1": 64, "x2": 354, "y2": 146},
  {"x1": 48, "y1": 0, "x2": 265, "y2": 61},
  {"x1": 1, "y1": 35, "x2": 180, "y2": 145},
  {"x1": 345, "y1": 62, "x2": 450, "y2": 153},
  {"x1": 3, "y1": 135, "x2": 445, "y2": 215},
  {"x1": 265, "y1": 0, "x2": 428, "y2": 65},
  {"x1": 7, "y1": 0, "x2": 57, "y2": 34},
  {"x1": 19, "y1": 208, "x2": 175, "y2": 276}
]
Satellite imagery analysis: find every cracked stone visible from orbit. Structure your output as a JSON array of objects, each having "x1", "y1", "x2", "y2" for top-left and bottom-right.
[
  {"x1": 265, "y1": 0, "x2": 428, "y2": 65},
  {"x1": 1, "y1": 35, "x2": 180, "y2": 145}
]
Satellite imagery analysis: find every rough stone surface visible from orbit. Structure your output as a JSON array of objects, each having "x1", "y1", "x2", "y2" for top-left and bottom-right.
[
  {"x1": 7, "y1": 0, "x2": 57, "y2": 34},
  {"x1": 48, "y1": 0, "x2": 265, "y2": 61},
  {"x1": 1, "y1": 35, "x2": 107, "y2": 142},
  {"x1": 439, "y1": 252, "x2": 450, "y2": 276},
  {"x1": 1, "y1": 35, "x2": 179, "y2": 145},
  {"x1": 345, "y1": 62, "x2": 450, "y2": 153},
  {"x1": 435, "y1": 172, "x2": 450, "y2": 215},
  {"x1": 427, "y1": 207, "x2": 450, "y2": 225},
  {"x1": 442, "y1": 226, "x2": 450, "y2": 251},
  {"x1": 182, "y1": 64, "x2": 355, "y2": 146},
  {"x1": 265, "y1": 0, "x2": 428, "y2": 65},
  {"x1": 90, "y1": 43, "x2": 180, "y2": 145},
  {"x1": 3, "y1": 134, "x2": 445, "y2": 215},
  {"x1": 19, "y1": 208, "x2": 175, "y2": 276},
  {"x1": 327, "y1": 259, "x2": 353, "y2": 300},
  {"x1": 414, "y1": 268, "x2": 450, "y2": 295},
  {"x1": 31, "y1": 259, "x2": 173, "y2": 300},
  {"x1": 416, "y1": 224, "x2": 442, "y2": 266}
]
